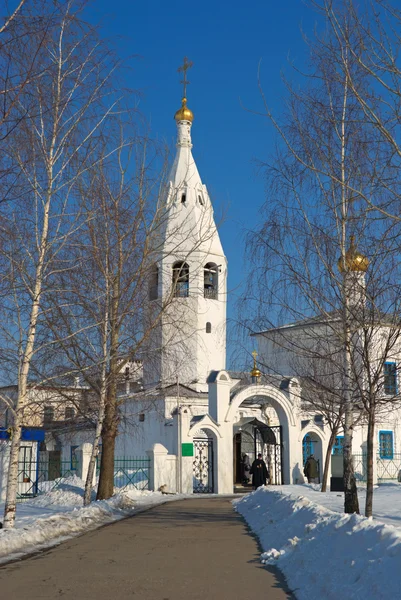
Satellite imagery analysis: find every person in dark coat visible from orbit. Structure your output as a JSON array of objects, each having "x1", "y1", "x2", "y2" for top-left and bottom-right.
[
  {"x1": 304, "y1": 454, "x2": 319, "y2": 483},
  {"x1": 250, "y1": 453, "x2": 268, "y2": 489}
]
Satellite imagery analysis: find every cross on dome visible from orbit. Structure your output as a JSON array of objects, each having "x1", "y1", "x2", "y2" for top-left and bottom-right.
[{"x1": 175, "y1": 56, "x2": 194, "y2": 123}]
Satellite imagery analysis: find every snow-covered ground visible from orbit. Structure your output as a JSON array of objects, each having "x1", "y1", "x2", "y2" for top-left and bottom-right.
[
  {"x1": 277, "y1": 482, "x2": 401, "y2": 528},
  {"x1": 0, "y1": 476, "x2": 178, "y2": 565},
  {"x1": 234, "y1": 484, "x2": 401, "y2": 600}
]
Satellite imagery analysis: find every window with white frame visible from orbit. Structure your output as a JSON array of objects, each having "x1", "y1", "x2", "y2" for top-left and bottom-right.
[
  {"x1": 379, "y1": 431, "x2": 394, "y2": 459},
  {"x1": 384, "y1": 362, "x2": 397, "y2": 395}
]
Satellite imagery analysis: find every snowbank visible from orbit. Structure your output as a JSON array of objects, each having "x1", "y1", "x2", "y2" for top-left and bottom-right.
[
  {"x1": 0, "y1": 476, "x2": 173, "y2": 565},
  {"x1": 235, "y1": 487, "x2": 401, "y2": 600}
]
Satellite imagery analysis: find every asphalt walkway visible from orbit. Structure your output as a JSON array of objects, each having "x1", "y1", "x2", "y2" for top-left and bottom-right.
[{"x1": 0, "y1": 497, "x2": 293, "y2": 599}]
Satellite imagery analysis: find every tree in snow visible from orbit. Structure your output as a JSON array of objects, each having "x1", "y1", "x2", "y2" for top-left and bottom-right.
[{"x1": 0, "y1": 0, "x2": 123, "y2": 528}]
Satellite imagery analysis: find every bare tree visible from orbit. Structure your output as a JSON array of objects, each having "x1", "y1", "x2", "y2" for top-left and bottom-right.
[
  {"x1": 0, "y1": 0, "x2": 122, "y2": 528},
  {"x1": 43, "y1": 112, "x2": 221, "y2": 501},
  {"x1": 241, "y1": 1, "x2": 401, "y2": 515}
]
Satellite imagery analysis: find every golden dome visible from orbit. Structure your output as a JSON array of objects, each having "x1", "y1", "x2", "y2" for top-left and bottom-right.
[
  {"x1": 174, "y1": 97, "x2": 194, "y2": 123},
  {"x1": 250, "y1": 367, "x2": 261, "y2": 378},
  {"x1": 338, "y1": 236, "x2": 369, "y2": 273},
  {"x1": 250, "y1": 350, "x2": 261, "y2": 379}
]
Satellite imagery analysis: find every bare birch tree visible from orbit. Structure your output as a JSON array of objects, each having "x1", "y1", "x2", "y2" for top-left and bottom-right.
[
  {"x1": 45, "y1": 124, "x2": 222, "y2": 501},
  {"x1": 241, "y1": 1, "x2": 401, "y2": 514},
  {"x1": 0, "y1": 0, "x2": 122, "y2": 528}
]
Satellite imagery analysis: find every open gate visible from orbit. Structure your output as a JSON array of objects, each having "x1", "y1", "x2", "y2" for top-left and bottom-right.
[
  {"x1": 193, "y1": 438, "x2": 214, "y2": 493},
  {"x1": 255, "y1": 424, "x2": 283, "y2": 485}
]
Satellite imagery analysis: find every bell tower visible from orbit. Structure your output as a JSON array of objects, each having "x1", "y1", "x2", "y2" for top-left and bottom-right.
[{"x1": 143, "y1": 59, "x2": 227, "y2": 392}]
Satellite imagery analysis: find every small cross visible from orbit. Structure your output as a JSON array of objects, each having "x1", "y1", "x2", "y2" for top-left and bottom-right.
[
  {"x1": 252, "y1": 350, "x2": 258, "y2": 361},
  {"x1": 178, "y1": 56, "x2": 193, "y2": 98}
]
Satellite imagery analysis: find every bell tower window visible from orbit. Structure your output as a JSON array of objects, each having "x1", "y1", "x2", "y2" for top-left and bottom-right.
[
  {"x1": 172, "y1": 261, "x2": 189, "y2": 297},
  {"x1": 198, "y1": 194, "x2": 204, "y2": 206},
  {"x1": 204, "y1": 263, "x2": 218, "y2": 299},
  {"x1": 181, "y1": 193, "x2": 186, "y2": 204}
]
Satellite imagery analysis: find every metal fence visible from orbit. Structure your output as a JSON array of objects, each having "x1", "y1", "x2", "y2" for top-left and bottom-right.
[
  {"x1": 17, "y1": 459, "x2": 76, "y2": 502},
  {"x1": 353, "y1": 453, "x2": 401, "y2": 483},
  {"x1": 16, "y1": 454, "x2": 150, "y2": 502},
  {"x1": 97, "y1": 456, "x2": 150, "y2": 491},
  {"x1": 377, "y1": 453, "x2": 401, "y2": 482},
  {"x1": 353, "y1": 453, "x2": 367, "y2": 482}
]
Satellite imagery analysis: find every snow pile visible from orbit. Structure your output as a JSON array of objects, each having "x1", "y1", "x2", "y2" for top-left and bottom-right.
[
  {"x1": 0, "y1": 477, "x2": 170, "y2": 565},
  {"x1": 235, "y1": 487, "x2": 401, "y2": 600},
  {"x1": 277, "y1": 482, "x2": 401, "y2": 528}
]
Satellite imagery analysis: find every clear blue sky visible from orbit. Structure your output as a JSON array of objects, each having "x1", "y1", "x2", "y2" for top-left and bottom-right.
[{"x1": 85, "y1": 0, "x2": 318, "y2": 366}]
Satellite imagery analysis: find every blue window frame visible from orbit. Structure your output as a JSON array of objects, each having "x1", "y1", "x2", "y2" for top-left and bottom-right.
[
  {"x1": 70, "y1": 445, "x2": 79, "y2": 470},
  {"x1": 379, "y1": 431, "x2": 394, "y2": 459},
  {"x1": 384, "y1": 362, "x2": 397, "y2": 395},
  {"x1": 332, "y1": 435, "x2": 344, "y2": 455},
  {"x1": 302, "y1": 434, "x2": 314, "y2": 465}
]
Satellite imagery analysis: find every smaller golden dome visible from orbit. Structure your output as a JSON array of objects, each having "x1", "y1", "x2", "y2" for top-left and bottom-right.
[
  {"x1": 250, "y1": 350, "x2": 261, "y2": 379},
  {"x1": 174, "y1": 97, "x2": 194, "y2": 123},
  {"x1": 338, "y1": 236, "x2": 369, "y2": 273}
]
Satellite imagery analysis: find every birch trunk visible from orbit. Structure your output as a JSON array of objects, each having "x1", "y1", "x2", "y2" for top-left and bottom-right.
[
  {"x1": 84, "y1": 300, "x2": 109, "y2": 506},
  {"x1": 365, "y1": 407, "x2": 375, "y2": 517},
  {"x1": 84, "y1": 388, "x2": 106, "y2": 506},
  {"x1": 3, "y1": 172, "x2": 54, "y2": 528}
]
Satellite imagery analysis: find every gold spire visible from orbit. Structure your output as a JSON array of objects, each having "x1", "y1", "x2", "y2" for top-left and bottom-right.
[
  {"x1": 250, "y1": 349, "x2": 261, "y2": 379},
  {"x1": 174, "y1": 57, "x2": 194, "y2": 123},
  {"x1": 338, "y1": 235, "x2": 369, "y2": 273}
]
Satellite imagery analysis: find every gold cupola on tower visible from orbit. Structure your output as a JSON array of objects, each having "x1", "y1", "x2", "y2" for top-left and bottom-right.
[
  {"x1": 250, "y1": 350, "x2": 261, "y2": 383},
  {"x1": 174, "y1": 97, "x2": 194, "y2": 123},
  {"x1": 174, "y1": 57, "x2": 194, "y2": 123},
  {"x1": 338, "y1": 236, "x2": 369, "y2": 273}
]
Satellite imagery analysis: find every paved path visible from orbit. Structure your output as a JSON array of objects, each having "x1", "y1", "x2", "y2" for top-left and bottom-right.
[{"x1": 0, "y1": 497, "x2": 293, "y2": 599}]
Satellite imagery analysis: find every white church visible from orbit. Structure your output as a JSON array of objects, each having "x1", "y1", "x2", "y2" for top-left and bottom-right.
[
  {"x1": 104, "y1": 71, "x2": 401, "y2": 495},
  {"x1": 6, "y1": 66, "x2": 401, "y2": 499}
]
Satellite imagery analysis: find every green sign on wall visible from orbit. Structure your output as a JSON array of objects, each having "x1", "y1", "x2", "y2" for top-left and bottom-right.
[{"x1": 181, "y1": 443, "x2": 194, "y2": 457}]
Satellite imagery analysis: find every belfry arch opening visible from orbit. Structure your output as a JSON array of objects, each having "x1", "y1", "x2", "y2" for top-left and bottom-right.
[
  {"x1": 204, "y1": 262, "x2": 218, "y2": 299},
  {"x1": 172, "y1": 261, "x2": 189, "y2": 297}
]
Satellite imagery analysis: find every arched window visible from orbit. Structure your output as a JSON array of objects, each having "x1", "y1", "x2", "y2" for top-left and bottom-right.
[
  {"x1": 172, "y1": 261, "x2": 189, "y2": 297},
  {"x1": 204, "y1": 263, "x2": 218, "y2": 299},
  {"x1": 181, "y1": 193, "x2": 186, "y2": 204},
  {"x1": 198, "y1": 194, "x2": 204, "y2": 206},
  {"x1": 302, "y1": 434, "x2": 314, "y2": 466},
  {"x1": 206, "y1": 322, "x2": 212, "y2": 333},
  {"x1": 149, "y1": 264, "x2": 158, "y2": 300}
]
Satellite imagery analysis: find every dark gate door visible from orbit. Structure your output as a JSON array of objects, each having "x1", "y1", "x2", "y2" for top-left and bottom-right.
[
  {"x1": 255, "y1": 425, "x2": 283, "y2": 485},
  {"x1": 48, "y1": 450, "x2": 61, "y2": 480},
  {"x1": 234, "y1": 433, "x2": 242, "y2": 483},
  {"x1": 193, "y1": 438, "x2": 214, "y2": 493}
]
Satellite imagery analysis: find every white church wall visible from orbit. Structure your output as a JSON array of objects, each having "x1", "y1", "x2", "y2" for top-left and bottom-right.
[
  {"x1": 147, "y1": 443, "x2": 177, "y2": 493},
  {"x1": 116, "y1": 398, "x2": 174, "y2": 457}
]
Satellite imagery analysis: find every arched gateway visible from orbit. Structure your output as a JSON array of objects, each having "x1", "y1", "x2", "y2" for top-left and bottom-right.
[
  {"x1": 228, "y1": 383, "x2": 296, "y2": 488},
  {"x1": 190, "y1": 371, "x2": 304, "y2": 493}
]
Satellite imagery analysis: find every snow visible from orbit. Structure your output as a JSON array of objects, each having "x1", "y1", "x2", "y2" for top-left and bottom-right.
[
  {"x1": 0, "y1": 476, "x2": 178, "y2": 565},
  {"x1": 234, "y1": 484, "x2": 401, "y2": 600}
]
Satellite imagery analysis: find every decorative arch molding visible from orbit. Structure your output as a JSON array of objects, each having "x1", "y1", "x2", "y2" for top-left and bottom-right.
[
  {"x1": 226, "y1": 384, "x2": 296, "y2": 427},
  {"x1": 297, "y1": 425, "x2": 327, "y2": 443},
  {"x1": 188, "y1": 415, "x2": 222, "y2": 439}
]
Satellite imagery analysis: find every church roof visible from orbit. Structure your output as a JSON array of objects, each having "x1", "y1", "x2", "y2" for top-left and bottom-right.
[
  {"x1": 252, "y1": 307, "x2": 401, "y2": 336},
  {"x1": 128, "y1": 382, "x2": 208, "y2": 401},
  {"x1": 227, "y1": 371, "x2": 291, "y2": 395}
]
